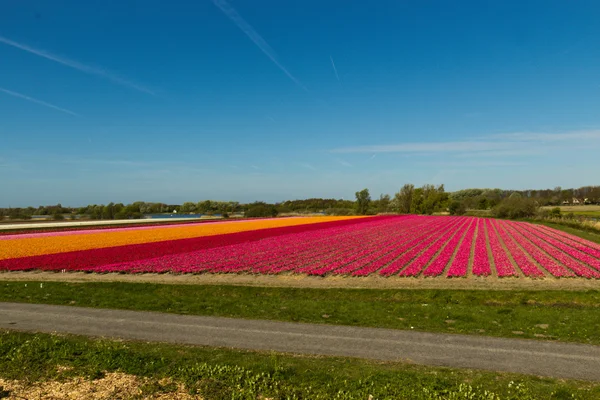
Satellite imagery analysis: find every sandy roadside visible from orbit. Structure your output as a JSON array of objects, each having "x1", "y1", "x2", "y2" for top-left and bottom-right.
[{"x1": 1, "y1": 271, "x2": 599, "y2": 290}]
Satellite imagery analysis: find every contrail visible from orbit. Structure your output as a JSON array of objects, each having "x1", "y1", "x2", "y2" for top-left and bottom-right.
[
  {"x1": 0, "y1": 87, "x2": 79, "y2": 116},
  {"x1": 330, "y1": 55, "x2": 340, "y2": 81},
  {"x1": 0, "y1": 35, "x2": 155, "y2": 95},
  {"x1": 210, "y1": 0, "x2": 308, "y2": 92}
]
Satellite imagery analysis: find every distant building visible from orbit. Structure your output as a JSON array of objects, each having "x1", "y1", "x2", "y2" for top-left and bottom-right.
[{"x1": 572, "y1": 198, "x2": 581, "y2": 205}]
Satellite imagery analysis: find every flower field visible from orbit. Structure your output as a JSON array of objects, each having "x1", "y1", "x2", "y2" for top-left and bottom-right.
[{"x1": 1, "y1": 215, "x2": 600, "y2": 279}]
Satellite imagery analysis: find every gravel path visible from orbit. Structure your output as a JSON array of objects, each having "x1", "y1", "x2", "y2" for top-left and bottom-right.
[{"x1": 2, "y1": 302, "x2": 600, "y2": 381}]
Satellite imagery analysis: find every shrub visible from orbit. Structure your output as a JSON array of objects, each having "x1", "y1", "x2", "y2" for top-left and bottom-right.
[
  {"x1": 324, "y1": 208, "x2": 354, "y2": 216},
  {"x1": 245, "y1": 205, "x2": 278, "y2": 218},
  {"x1": 491, "y1": 197, "x2": 537, "y2": 219},
  {"x1": 448, "y1": 200, "x2": 467, "y2": 216}
]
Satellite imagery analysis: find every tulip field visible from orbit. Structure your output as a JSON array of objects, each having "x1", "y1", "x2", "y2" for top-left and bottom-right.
[{"x1": 1, "y1": 215, "x2": 600, "y2": 279}]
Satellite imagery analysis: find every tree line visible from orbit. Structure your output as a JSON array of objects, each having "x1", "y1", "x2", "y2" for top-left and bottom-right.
[{"x1": 2, "y1": 185, "x2": 598, "y2": 221}]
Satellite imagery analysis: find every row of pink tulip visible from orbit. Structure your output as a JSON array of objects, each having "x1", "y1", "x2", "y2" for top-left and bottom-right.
[
  {"x1": 381, "y1": 217, "x2": 468, "y2": 276},
  {"x1": 490, "y1": 219, "x2": 545, "y2": 277},
  {"x1": 527, "y1": 224, "x2": 600, "y2": 260},
  {"x1": 90, "y1": 216, "x2": 417, "y2": 274},
  {"x1": 507, "y1": 222, "x2": 600, "y2": 278},
  {"x1": 350, "y1": 217, "x2": 456, "y2": 276},
  {"x1": 328, "y1": 217, "x2": 439, "y2": 275},
  {"x1": 471, "y1": 219, "x2": 491, "y2": 276},
  {"x1": 443, "y1": 219, "x2": 475, "y2": 277},
  {"x1": 250, "y1": 217, "x2": 426, "y2": 275},
  {"x1": 485, "y1": 220, "x2": 518, "y2": 277},
  {"x1": 502, "y1": 222, "x2": 574, "y2": 277},
  {"x1": 399, "y1": 218, "x2": 469, "y2": 277},
  {"x1": 534, "y1": 223, "x2": 600, "y2": 252},
  {"x1": 420, "y1": 219, "x2": 473, "y2": 276}
]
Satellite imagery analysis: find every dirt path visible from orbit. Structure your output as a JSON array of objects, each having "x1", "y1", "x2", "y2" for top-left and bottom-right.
[
  {"x1": 1, "y1": 271, "x2": 599, "y2": 290},
  {"x1": 2, "y1": 302, "x2": 600, "y2": 381}
]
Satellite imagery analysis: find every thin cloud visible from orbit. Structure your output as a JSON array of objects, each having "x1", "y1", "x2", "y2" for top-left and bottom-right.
[
  {"x1": 0, "y1": 35, "x2": 155, "y2": 95},
  {"x1": 210, "y1": 0, "x2": 308, "y2": 91},
  {"x1": 488, "y1": 130, "x2": 600, "y2": 142},
  {"x1": 330, "y1": 129, "x2": 600, "y2": 158},
  {"x1": 422, "y1": 160, "x2": 527, "y2": 167},
  {"x1": 299, "y1": 163, "x2": 317, "y2": 171},
  {"x1": 336, "y1": 158, "x2": 352, "y2": 167},
  {"x1": 0, "y1": 86, "x2": 78, "y2": 116},
  {"x1": 332, "y1": 141, "x2": 513, "y2": 154},
  {"x1": 453, "y1": 149, "x2": 540, "y2": 158},
  {"x1": 330, "y1": 56, "x2": 340, "y2": 81}
]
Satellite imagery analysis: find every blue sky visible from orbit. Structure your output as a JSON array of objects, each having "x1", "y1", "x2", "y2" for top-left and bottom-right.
[{"x1": 2, "y1": 0, "x2": 600, "y2": 206}]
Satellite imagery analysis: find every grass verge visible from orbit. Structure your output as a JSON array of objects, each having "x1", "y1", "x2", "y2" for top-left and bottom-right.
[
  {"x1": 1, "y1": 282, "x2": 599, "y2": 345},
  {"x1": 1, "y1": 330, "x2": 599, "y2": 399}
]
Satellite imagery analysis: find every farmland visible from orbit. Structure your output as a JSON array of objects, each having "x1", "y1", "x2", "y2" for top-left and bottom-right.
[
  {"x1": 2, "y1": 215, "x2": 600, "y2": 279},
  {"x1": 541, "y1": 205, "x2": 600, "y2": 219},
  {"x1": 2, "y1": 216, "x2": 600, "y2": 398}
]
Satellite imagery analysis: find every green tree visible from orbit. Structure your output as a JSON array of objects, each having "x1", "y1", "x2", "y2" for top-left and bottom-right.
[
  {"x1": 52, "y1": 212, "x2": 65, "y2": 221},
  {"x1": 448, "y1": 200, "x2": 467, "y2": 216},
  {"x1": 393, "y1": 184, "x2": 414, "y2": 214},
  {"x1": 180, "y1": 202, "x2": 197, "y2": 213},
  {"x1": 245, "y1": 203, "x2": 278, "y2": 218},
  {"x1": 197, "y1": 200, "x2": 214, "y2": 214},
  {"x1": 355, "y1": 188, "x2": 371, "y2": 215},
  {"x1": 377, "y1": 194, "x2": 391, "y2": 213},
  {"x1": 89, "y1": 205, "x2": 103, "y2": 220},
  {"x1": 477, "y1": 197, "x2": 489, "y2": 210},
  {"x1": 549, "y1": 207, "x2": 562, "y2": 218},
  {"x1": 491, "y1": 197, "x2": 538, "y2": 219},
  {"x1": 410, "y1": 187, "x2": 424, "y2": 214},
  {"x1": 102, "y1": 203, "x2": 115, "y2": 220}
]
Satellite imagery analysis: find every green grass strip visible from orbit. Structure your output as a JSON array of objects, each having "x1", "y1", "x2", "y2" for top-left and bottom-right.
[{"x1": 1, "y1": 282, "x2": 599, "y2": 345}]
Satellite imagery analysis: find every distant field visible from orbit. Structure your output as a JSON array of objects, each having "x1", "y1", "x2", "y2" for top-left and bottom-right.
[
  {"x1": 541, "y1": 205, "x2": 600, "y2": 212},
  {"x1": 541, "y1": 205, "x2": 600, "y2": 218}
]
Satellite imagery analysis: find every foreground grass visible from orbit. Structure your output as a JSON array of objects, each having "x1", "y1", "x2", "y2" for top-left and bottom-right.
[
  {"x1": 2, "y1": 282, "x2": 599, "y2": 345},
  {"x1": 1, "y1": 331, "x2": 599, "y2": 399}
]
